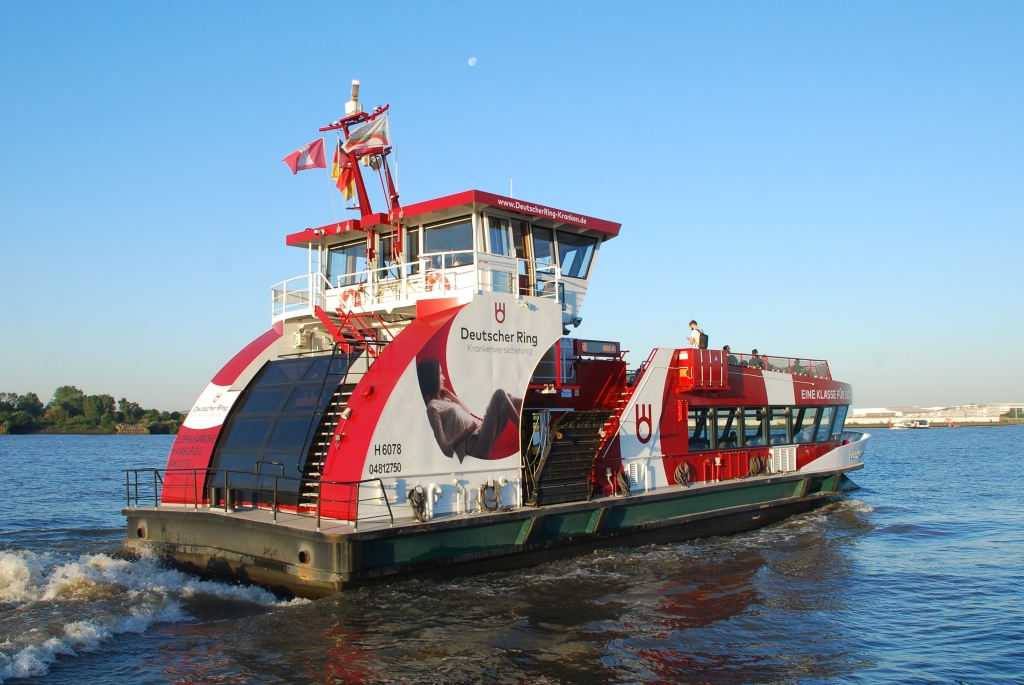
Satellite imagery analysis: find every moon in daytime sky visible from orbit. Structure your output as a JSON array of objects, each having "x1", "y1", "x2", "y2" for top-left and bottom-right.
[{"x1": 468, "y1": 57, "x2": 477, "y2": 66}]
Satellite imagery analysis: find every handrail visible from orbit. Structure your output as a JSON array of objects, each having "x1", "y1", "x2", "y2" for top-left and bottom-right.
[
  {"x1": 124, "y1": 467, "x2": 394, "y2": 528},
  {"x1": 272, "y1": 250, "x2": 564, "y2": 321},
  {"x1": 726, "y1": 352, "x2": 831, "y2": 380}
]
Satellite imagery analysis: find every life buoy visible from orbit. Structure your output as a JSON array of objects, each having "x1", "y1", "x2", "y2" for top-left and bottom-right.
[
  {"x1": 340, "y1": 287, "x2": 362, "y2": 308},
  {"x1": 425, "y1": 272, "x2": 450, "y2": 292}
]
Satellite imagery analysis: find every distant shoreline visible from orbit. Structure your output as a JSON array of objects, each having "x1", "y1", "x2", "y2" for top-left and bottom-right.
[
  {"x1": 849, "y1": 420, "x2": 1024, "y2": 429},
  {"x1": 0, "y1": 427, "x2": 178, "y2": 436}
]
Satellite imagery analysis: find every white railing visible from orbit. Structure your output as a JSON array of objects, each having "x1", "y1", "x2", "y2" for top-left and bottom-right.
[
  {"x1": 271, "y1": 273, "x2": 330, "y2": 319},
  {"x1": 271, "y1": 251, "x2": 562, "y2": 321}
]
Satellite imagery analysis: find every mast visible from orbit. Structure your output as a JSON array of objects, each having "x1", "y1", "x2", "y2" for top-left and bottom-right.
[
  {"x1": 319, "y1": 80, "x2": 403, "y2": 258},
  {"x1": 319, "y1": 81, "x2": 401, "y2": 219}
]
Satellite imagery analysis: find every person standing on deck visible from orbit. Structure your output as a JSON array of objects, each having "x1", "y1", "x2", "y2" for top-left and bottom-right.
[{"x1": 688, "y1": 320, "x2": 702, "y2": 348}]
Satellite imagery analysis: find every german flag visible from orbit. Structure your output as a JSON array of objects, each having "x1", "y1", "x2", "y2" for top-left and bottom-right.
[{"x1": 331, "y1": 142, "x2": 356, "y2": 201}]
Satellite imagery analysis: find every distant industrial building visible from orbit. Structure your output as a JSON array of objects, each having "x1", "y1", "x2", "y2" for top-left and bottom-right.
[{"x1": 849, "y1": 403, "x2": 1024, "y2": 426}]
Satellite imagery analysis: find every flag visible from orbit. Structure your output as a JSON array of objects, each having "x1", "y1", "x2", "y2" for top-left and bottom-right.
[
  {"x1": 282, "y1": 138, "x2": 326, "y2": 174},
  {"x1": 331, "y1": 142, "x2": 356, "y2": 201},
  {"x1": 343, "y1": 114, "x2": 389, "y2": 154}
]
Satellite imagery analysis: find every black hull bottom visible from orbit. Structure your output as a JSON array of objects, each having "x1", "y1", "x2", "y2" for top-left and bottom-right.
[{"x1": 124, "y1": 470, "x2": 858, "y2": 598}]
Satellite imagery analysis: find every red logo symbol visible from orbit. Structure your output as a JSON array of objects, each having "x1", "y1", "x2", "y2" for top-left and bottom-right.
[
  {"x1": 636, "y1": 403, "x2": 653, "y2": 444},
  {"x1": 494, "y1": 302, "x2": 506, "y2": 324}
]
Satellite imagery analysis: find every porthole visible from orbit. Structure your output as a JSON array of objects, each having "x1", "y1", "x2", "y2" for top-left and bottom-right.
[
  {"x1": 298, "y1": 550, "x2": 310, "y2": 564},
  {"x1": 137, "y1": 526, "x2": 146, "y2": 539}
]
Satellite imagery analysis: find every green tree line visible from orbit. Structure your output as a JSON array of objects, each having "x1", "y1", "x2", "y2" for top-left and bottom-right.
[{"x1": 0, "y1": 386, "x2": 183, "y2": 434}]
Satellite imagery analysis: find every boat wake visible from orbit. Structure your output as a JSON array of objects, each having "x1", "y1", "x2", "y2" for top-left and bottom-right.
[{"x1": 0, "y1": 549, "x2": 305, "y2": 682}]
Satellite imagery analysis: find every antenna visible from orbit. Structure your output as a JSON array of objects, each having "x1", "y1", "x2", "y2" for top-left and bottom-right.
[{"x1": 510, "y1": 178, "x2": 513, "y2": 198}]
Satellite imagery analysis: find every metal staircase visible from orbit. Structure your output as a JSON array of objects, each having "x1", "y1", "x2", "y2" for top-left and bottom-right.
[
  {"x1": 296, "y1": 306, "x2": 394, "y2": 511},
  {"x1": 523, "y1": 410, "x2": 615, "y2": 506}
]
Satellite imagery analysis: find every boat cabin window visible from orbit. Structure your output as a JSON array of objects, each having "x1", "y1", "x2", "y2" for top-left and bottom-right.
[
  {"x1": 424, "y1": 217, "x2": 474, "y2": 268},
  {"x1": 831, "y1": 405, "x2": 849, "y2": 439},
  {"x1": 406, "y1": 227, "x2": 420, "y2": 275},
  {"x1": 327, "y1": 240, "x2": 368, "y2": 287},
  {"x1": 815, "y1": 406, "x2": 834, "y2": 442},
  {"x1": 769, "y1": 407, "x2": 791, "y2": 445},
  {"x1": 688, "y1": 407, "x2": 714, "y2": 450},
  {"x1": 684, "y1": 404, "x2": 848, "y2": 452},
  {"x1": 556, "y1": 230, "x2": 597, "y2": 279},
  {"x1": 743, "y1": 407, "x2": 768, "y2": 447},
  {"x1": 716, "y1": 407, "x2": 740, "y2": 448},
  {"x1": 792, "y1": 407, "x2": 819, "y2": 444}
]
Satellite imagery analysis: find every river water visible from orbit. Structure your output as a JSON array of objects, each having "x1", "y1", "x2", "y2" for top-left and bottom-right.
[{"x1": 0, "y1": 429, "x2": 1021, "y2": 684}]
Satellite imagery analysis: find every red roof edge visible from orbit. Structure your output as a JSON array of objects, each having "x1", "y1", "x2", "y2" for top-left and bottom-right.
[
  {"x1": 286, "y1": 219, "x2": 361, "y2": 246},
  {"x1": 286, "y1": 190, "x2": 620, "y2": 246}
]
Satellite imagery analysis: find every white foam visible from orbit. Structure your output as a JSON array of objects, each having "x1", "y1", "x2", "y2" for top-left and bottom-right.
[
  {"x1": 845, "y1": 498, "x2": 875, "y2": 514},
  {"x1": 0, "y1": 550, "x2": 306, "y2": 682},
  {"x1": 0, "y1": 551, "x2": 45, "y2": 602}
]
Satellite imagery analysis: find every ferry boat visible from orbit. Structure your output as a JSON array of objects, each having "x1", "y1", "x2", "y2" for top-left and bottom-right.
[{"x1": 123, "y1": 84, "x2": 869, "y2": 597}]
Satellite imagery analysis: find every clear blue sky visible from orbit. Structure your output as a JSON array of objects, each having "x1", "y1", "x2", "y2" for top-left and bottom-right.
[{"x1": 1, "y1": 2, "x2": 1021, "y2": 410}]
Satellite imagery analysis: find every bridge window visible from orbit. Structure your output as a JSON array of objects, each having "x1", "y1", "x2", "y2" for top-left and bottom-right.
[
  {"x1": 424, "y1": 217, "x2": 473, "y2": 268},
  {"x1": 556, "y1": 231, "x2": 597, "y2": 279},
  {"x1": 486, "y1": 216, "x2": 514, "y2": 293},
  {"x1": 716, "y1": 407, "x2": 740, "y2": 448},
  {"x1": 532, "y1": 227, "x2": 556, "y2": 265},
  {"x1": 532, "y1": 227, "x2": 558, "y2": 297},
  {"x1": 688, "y1": 407, "x2": 713, "y2": 451},
  {"x1": 769, "y1": 407, "x2": 791, "y2": 445},
  {"x1": 406, "y1": 227, "x2": 420, "y2": 275},
  {"x1": 487, "y1": 216, "x2": 513, "y2": 256},
  {"x1": 327, "y1": 240, "x2": 368, "y2": 287},
  {"x1": 377, "y1": 234, "x2": 400, "y2": 280}
]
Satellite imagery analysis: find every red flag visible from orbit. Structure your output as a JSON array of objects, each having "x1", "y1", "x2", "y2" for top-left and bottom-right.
[{"x1": 282, "y1": 138, "x2": 326, "y2": 174}]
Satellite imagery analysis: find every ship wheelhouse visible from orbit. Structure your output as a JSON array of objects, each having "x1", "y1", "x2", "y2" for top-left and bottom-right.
[{"x1": 273, "y1": 190, "x2": 619, "y2": 346}]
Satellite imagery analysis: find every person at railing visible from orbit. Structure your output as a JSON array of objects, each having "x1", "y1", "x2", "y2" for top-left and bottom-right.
[
  {"x1": 416, "y1": 358, "x2": 521, "y2": 464},
  {"x1": 723, "y1": 345, "x2": 739, "y2": 366},
  {"x1": 748, "y1": 349, "x2": 766, "y2": 370}
]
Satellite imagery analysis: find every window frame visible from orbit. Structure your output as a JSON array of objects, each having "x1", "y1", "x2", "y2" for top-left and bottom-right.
[
  {"x1": 326, "y1": 238, "x2": 369, "y2": 287},
  {"x1": 554, "y1": 229, "x2": 598, "y2": 280}
]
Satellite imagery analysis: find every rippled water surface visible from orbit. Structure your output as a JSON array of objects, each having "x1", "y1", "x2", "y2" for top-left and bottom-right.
[{"x1": 1, "y1": 429, "x2": 1022, "y2": 683}]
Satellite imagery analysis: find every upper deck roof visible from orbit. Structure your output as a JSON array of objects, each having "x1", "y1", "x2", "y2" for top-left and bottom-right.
[{"x1": 285, "y1": 190, "x2": 621, "y2": 247}]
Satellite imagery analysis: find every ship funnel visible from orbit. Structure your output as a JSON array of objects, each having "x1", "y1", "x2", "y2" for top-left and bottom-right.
[{"x1": 345, "y1": 80, "x2": 363, "y2": 115}]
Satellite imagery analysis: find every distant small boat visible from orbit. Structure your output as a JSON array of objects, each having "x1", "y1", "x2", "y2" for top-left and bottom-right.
[{"x1": 892, "y1": 419, "x2": 929, "y2": 430}]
